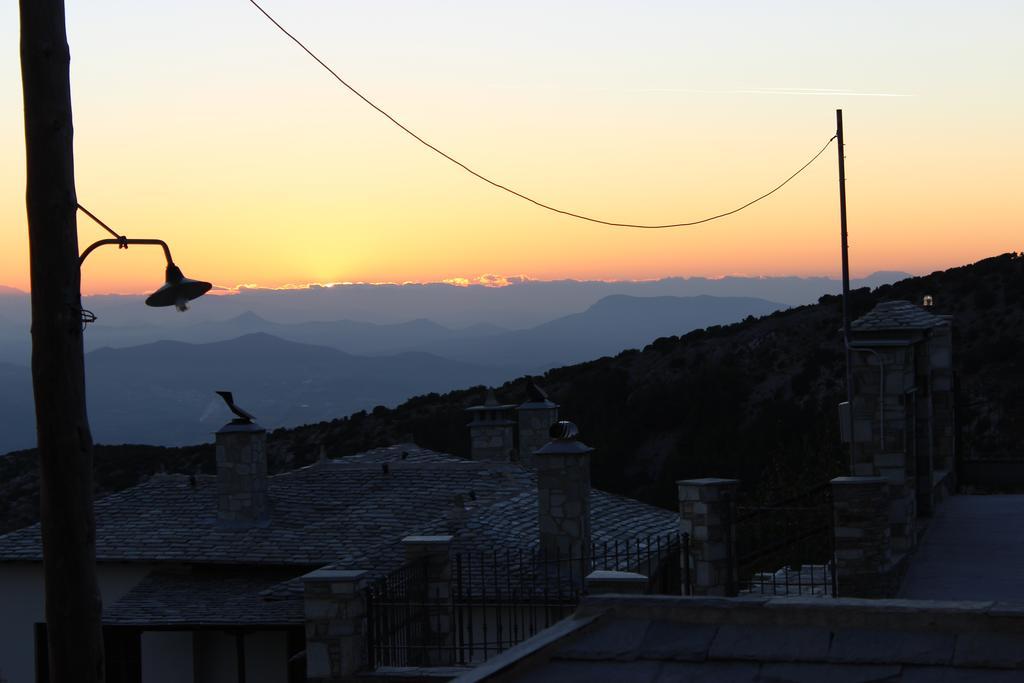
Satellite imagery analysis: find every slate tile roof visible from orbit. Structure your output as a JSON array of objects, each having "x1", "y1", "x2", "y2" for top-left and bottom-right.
[
  {"x1": 0, "y1": 444, "x2": 676, "y2": 568},
  {"x1": 457, "y1": 595, "x2": 1024, "y2": 682},
  {"x1": 851, "y1": 300, "x2": 947, "y2": 331},
  {"x1": 103, "y1": 569, "x2": 304, "y2": 626},
  {"x1": 0, "y1": 443, "x2": 679, "y2": 626}
]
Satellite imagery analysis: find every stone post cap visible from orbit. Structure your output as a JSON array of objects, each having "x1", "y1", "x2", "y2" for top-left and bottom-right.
[
  {"x1": 401, "y1": 535, "x2": 454, "y2": 546},
  {"x1": 585, "y1": 570, "x2": 648, "y2": 596},
  {"x1": 301, "y1": 569, "x2": 368, "y2": 584},
  {"x1": 831, "y1": 476, "x2": 889, "y2": 486},
  {"x1": 676, "y1": 478, "x2": 740, "y2": 487},
  {"x1": 585, "y1": 570, "x2": 648, "y2": 583}
]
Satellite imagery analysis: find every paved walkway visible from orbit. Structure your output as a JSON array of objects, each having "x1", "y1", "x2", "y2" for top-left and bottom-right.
[{"x1": 899, "y1": 494, "x2": 1024, "y2": 601}]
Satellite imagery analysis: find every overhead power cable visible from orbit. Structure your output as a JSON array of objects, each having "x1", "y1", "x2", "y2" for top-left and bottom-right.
[{"x1": 247, "y1": 0, "x2": 836, "y2": 229}]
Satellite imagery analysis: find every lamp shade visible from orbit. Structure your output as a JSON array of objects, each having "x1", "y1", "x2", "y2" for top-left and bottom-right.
[{"x1": 145, "y1": 264, "x2": 212, "y2": 311}]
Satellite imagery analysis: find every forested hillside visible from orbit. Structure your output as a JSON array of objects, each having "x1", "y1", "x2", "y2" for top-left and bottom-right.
[{"x1": 2, "y1": 253, "x2": 1021, "y2": 533}]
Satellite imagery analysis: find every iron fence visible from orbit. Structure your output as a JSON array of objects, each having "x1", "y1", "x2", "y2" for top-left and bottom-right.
[
  {"x1": 726, "y1": 484, "x2": 836, "y2": 597},
  {"x1": 365, "y1": 532, "x2": 688, "y2": 669},
  {"x1": 364, "y1": 557, "x2": 432, "y2": 668}
]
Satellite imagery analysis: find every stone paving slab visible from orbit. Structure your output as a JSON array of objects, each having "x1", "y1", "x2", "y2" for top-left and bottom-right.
[
  {"x1": 900, "y1": 495, "x2": 1024, "y2": 601},
  {"x1": 555, "y1": 618, "x2": 651, "y2": 661},
  {"x1": 759, "y1": 662, "x2": 902, "y2": 683},
  {"x1": 636, "y1": 621, "x2": 718, "y2": 662},
  {"x1": 709, "y1": 624, "x2": 832, "y2": 661},
  {"x1": 827, "y1": 628, "x2": 955, "y2": 666},
  {"x1": 953, "y1": 632, "x2": 1024, "y2": 669},
  {"x1": 899, "y1": 666, "x2": 1024, "y2": 683}
]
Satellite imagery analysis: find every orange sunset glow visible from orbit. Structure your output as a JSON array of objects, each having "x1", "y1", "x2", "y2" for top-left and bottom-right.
[{"x1": 2, "y1": 1, "x2": 1021, "y2": 294}]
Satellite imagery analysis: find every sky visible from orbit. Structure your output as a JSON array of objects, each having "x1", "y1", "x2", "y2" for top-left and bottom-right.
[{"x1": 1, "y1": 1, "x2": 1021, "y2": 295}]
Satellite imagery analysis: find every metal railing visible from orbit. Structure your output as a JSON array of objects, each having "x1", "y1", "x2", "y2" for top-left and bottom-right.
[
  {"x1": 726, "y1": 485, "x2": 836, "y2": 597},
  {"x1": 365, "y1": 533, "x2": 688, "y2": 669}
]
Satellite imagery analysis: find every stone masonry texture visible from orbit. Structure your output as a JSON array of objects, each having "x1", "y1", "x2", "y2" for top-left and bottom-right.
[
  {"x1": 831, "y1": 476, "x2": 895, "y2": 598},
  {"x1": 678, "y1": 478, "x2": 738, "y2": 596},
  {"x1": 536, "y1": 451, "x2": 592, "y2": 561},
  {"x1": 216, "y1": 425, "x2": 269, "y2": 526}
]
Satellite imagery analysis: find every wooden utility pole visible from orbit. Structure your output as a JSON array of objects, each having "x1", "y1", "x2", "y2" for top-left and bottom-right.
[
  {"x1": 19, "y1": 1, "x2": 105, "y2": 680},
  {"x1": 836, "y1": 109, "x2": 855, "y2": 468}
]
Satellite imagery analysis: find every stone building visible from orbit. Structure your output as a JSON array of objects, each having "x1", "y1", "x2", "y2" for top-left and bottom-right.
[{"x1": 0, "y1": 416, "x2": 676, "y2": 683}]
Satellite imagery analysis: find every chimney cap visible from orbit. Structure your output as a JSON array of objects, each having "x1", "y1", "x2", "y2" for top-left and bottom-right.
[
  {"x1": 466, "y1": 387, "x2": 516, "y2": 413},
  {"x1": 535, "y1": 421, "x2": 594, "y2": 456},
  {"x1": 549, "y1": 420, "x2": 578, "y2": 440},
  {"x1": 216, "y1": 421, "x2": 265, "y2": 435}
]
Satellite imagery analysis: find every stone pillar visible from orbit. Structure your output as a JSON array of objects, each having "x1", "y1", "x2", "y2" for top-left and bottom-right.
[
  {"x1": 831, "y1": 477, "x2": 894, "y2": 598},
  {"x1": 303, "y1": 569, "x2": 370, "y2": 682},
  {"x1": 535, "y1": 422, "x2": 593, "y2": 562},
  {"x1": 848, "y1": 344, "x2": 917, "y2": 555},
  {"x1": 585, "y1": 570, "x2": 648, "y2": 596},
  {"x1": 216, "y1": 421, "x2": 268, "y2": 526},
  {"x1": 401, "y1": 535, "x2": 453, "y2": 665},
  {"x1": 516, "y1": 400, "x2": 558, "y2": 468},
  {"x1": 677, "y1": 478, "x2": 738, "y2": 596},
  {"x1": 466, "y1": 390, "x2": 516, "y2": 462}
]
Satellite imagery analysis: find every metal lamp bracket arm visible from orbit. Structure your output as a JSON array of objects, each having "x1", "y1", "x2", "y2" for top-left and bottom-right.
[
  {"x1": 76, "y1": 203, "x2": 175, "y2": 266},
  {"x1": 79, "y1": 237, "x2": 174, "y2": 266}
]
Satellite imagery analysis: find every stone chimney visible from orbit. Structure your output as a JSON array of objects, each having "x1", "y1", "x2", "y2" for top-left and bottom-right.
[
  {"x1": 465, "y1": 389, "x2": 516, "y2": 462},
  {"x1": 535, "y1": 421, "x2": 593, "y2": 560},
  {"x1": 516, "y1": 379, "x2": 559, "y2": 468},
  {"x1": 216, "y1": 420, "x2": 269, "y2": 526}
]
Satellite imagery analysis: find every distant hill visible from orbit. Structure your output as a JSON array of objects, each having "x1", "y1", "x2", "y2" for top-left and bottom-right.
[
  {"x1": 0, "y1": 272, "x2": 910, "y2": 332},
  {"x1": 0, "y1": 362, "x2": 34, "y2": 453},
  {"x1": 0, "y1": 333, "x2": 510, "y2": 452},
  {"x1": 0, "y1": 294, "x2": 783, "y2": 451},
  {"x1": 80, "y1": 312, "x2": 506, "y2": 357},
  {"x1": 413, "y1": 294, "x2": 785, "y2": 370},
  {"x1": 0, "y1": 256, "x2": 1017, "y2": 535}
]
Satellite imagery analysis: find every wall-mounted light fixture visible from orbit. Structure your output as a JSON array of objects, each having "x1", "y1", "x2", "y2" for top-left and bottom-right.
[{"x1": 77, "y1": 204, "x2": 212, "y2": 311}]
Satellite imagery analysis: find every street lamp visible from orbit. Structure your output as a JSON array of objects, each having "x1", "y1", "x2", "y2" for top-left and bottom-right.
[{"x1": 77, "y1": 204, "x2": 212, "y2": 311}]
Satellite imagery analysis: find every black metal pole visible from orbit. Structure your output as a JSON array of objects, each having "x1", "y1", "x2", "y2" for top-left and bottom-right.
[{"x1": 837, "y1": 109, "x2": 855, "y2": 471}]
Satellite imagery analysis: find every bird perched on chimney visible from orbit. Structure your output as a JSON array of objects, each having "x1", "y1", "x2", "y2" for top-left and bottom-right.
[
  {"x1": 216, "y1": 391, "x2": 256, "y2": 424},
  {"x1": 525, "y1": 378, "x2": 550, "y2": 403}
]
